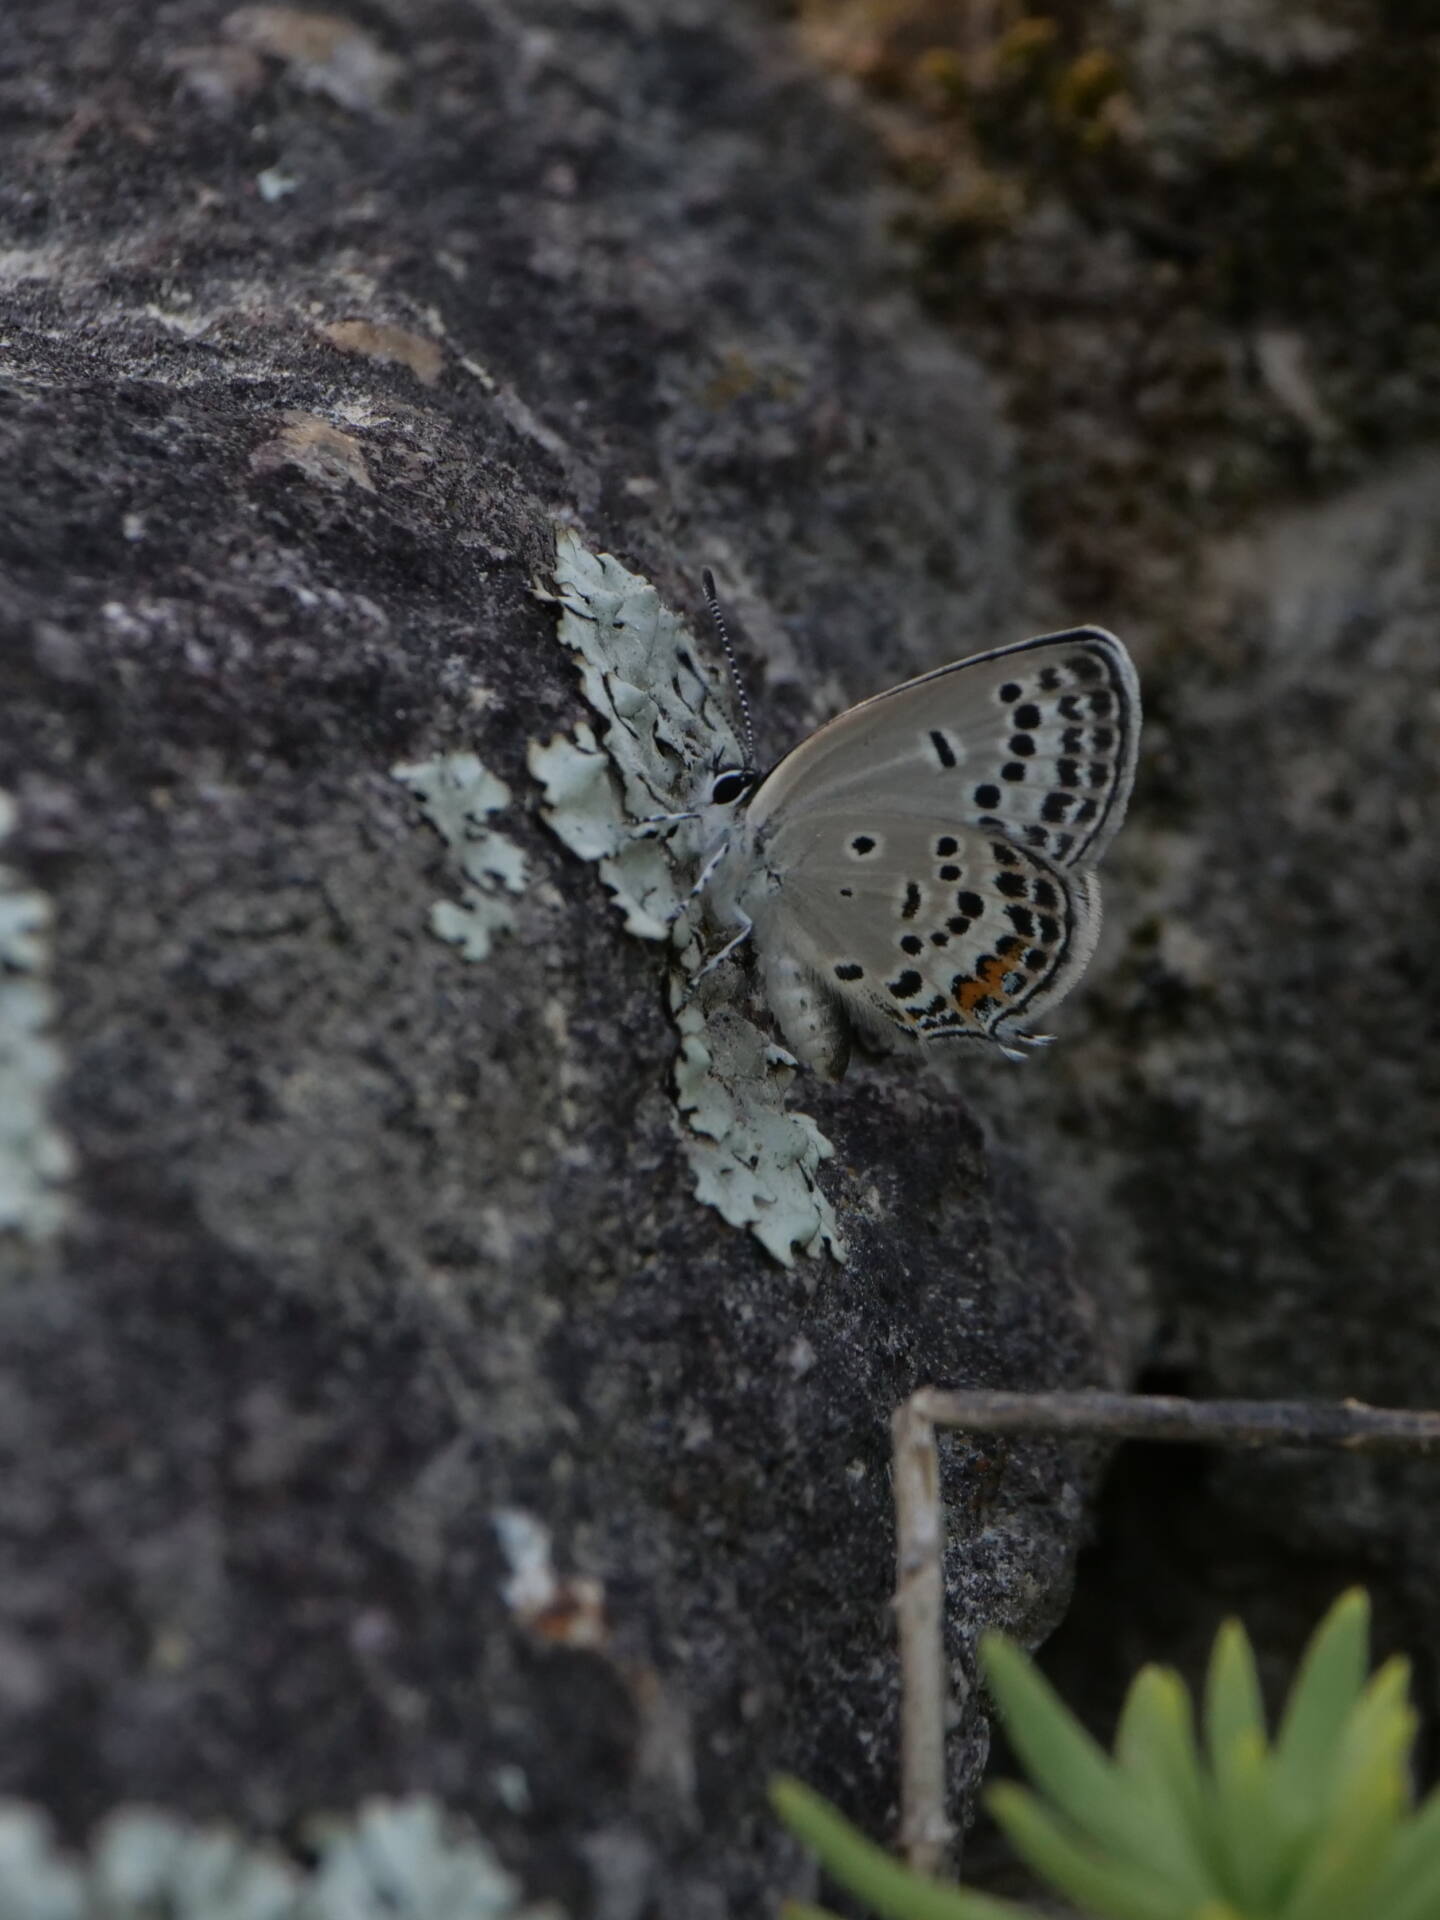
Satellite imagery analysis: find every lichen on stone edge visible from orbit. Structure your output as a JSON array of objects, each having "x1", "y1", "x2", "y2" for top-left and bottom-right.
[
  {"x1": 393, "y1": 754, "x2": 529, "y2": 964},
  {"x1": 527, "y1": 531, "x2": 845, "y2": 1266},
  {"x1": 0, "y1": 789, "x2": 73, "y2": 1244}
]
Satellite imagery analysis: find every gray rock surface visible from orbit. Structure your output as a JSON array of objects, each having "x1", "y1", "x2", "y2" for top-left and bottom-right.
[{"x1": 0, "y1": 2, "x2": 1120, "y2": 1913}]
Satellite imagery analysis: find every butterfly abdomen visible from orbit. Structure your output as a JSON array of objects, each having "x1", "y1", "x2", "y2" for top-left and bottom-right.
[{"x1": 759, "y1": 943, "x2": 852, "y2": 1081}]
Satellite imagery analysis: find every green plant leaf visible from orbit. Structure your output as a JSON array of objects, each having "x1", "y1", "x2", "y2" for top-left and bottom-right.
[
  {"x1": 1209, "y1": 1723, "x2": 1306, "y2": 1914},
  {"x1": 1204, "y1": 1617, "x2": 1307, "y2": 1907},
  {"x1": 1268, "y1": 1657, "x2": 1412, "y2": 1920},
  {"x1": 770, "y1": 1779, "x2": 1033, "y2": 1920},
  {"x1": 986, "y1": 1784, "x2": 1193, "y2": 1920},
  {"x1": 1273, "y1": 1591, "x2": 1370, "y2": 1808},
  {"x1": 776, "y1": 1591, "x2": 1430, "y2": 1920},
  {"x1": 1112, "y1": 1667, "x2": 1217, "y2": 1897},
  {"x1": 1370, "y1": 1783, "x2": 1440, "y2": 1920},
  {"x1": 1204, "y1": 1620, "x2": 1267, "y2": 1769},
  {"x1": 1322, "y1": 1657, "x2": 1414, "y2": 1811},
  {"x1": 980, "y1": 1636, "x2": 1189, "y2": 1877},
  {"x1": 1276, "y1": 1742, "x2": 1406, "y2": 1920}
]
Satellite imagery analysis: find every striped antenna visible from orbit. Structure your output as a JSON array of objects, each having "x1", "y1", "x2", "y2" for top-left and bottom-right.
[{"x1": 702, "y1": 568, "x2": 757, "y2": 768}]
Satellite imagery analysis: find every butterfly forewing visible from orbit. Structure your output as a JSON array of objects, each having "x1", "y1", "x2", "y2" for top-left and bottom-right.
[
  {"x1": 751, "y1": 811, "x2": 1100, "y2": 1049},
  {"x1": 745, "y1": 628, "x2": 1139, "y2": 872}
]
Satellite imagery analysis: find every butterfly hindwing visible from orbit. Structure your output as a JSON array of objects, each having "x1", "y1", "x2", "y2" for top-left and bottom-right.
[
  {"x1": 749, "y1": 812, "x2": 1100, "y2": 1052},
  {"x1": 745, "y1": 627, "x2": 1139, "y2": 871}
]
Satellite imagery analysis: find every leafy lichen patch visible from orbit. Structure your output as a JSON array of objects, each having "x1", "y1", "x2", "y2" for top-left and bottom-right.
[
  {"x1": 0, "y1": 791, "x2": 73, "y2": 1244},
  {"x1": 524, "y1": 723, "x2": 674, "y2": 942},
  {"x1": 527, "y1": 531, "x2": 745, "y2": 937},
  {"x1": 0, "y1": 1794, "x2": 562, "y2": 1920},
  {"x1": 529, "y1": 532, "x2": 845, "y2": 1265},
  {"x1": 393, "y1": 755, "x2": 528, "y2": 964},
  {"x1": 673, "y1": 998, "x2": 844, "y2": 1266}
]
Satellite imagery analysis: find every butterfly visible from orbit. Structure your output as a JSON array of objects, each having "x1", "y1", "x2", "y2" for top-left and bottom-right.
[{"x1": 683, "y1": 578, "x2": 1141, "y2": 1081}]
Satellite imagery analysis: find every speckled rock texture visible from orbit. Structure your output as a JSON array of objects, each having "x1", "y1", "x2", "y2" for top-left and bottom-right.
[{"x1": 0, "y1": 2, "x2": 1122, "y2": 1915}]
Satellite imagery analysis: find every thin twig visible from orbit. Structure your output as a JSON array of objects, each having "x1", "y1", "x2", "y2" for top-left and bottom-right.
[
  {"x1": 914, "y1": 1389, "x2": 1440, "y2": 1453},
  {"x1": 890, "y1": 1387, "x2": 1440, "y2": 1876},
  {"x1": 890, "y1": 1397, "x2": 952, "y2": 1877}
]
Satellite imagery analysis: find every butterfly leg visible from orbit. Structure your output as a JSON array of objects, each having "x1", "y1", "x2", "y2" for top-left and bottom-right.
[
  {"x1": 672, "y1": 913, "x2": 754, "y2": 1008},
  {"x1": 691, "y1": 914, "x2": 753, "y2": 981},
  {"x1": 664, "y1": 838, "x2": 731, "y2": 927},
  {"x1": 630, "y1": 807, "x2": 698, "y2": 841}
]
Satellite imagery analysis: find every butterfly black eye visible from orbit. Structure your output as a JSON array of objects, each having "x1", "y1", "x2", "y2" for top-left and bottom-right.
[{"x1": 710, "y1": 769, "x2": 753, "y2": 806}]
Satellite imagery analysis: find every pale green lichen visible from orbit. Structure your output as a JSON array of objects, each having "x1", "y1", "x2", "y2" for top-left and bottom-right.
[
  {"x1": 527, "y1": 536, "x2": 744, "y2": 938},
  {"x1": 528, "y1": 532, "x2": 845, "y2": 1265},
  {"x1": 524, "y1": 722, "x2": 674, "y2": 941},
  {"x1": 87, "y1": 1811, "x2": 295, "y2": 1920},
  {"x1": 304, "y1": 1799, "x2": 554, "y2": 1920},
  {"x1": 0, "y1": 1796, "x2": 562, "y2": 1920},
  {"x1": 392, "y1": 755, "x2": 528, "y2": 963},
  {"x1": 673, "y1": 999, "x2": 842, "y2": 1265},
  {"x1": 0, "y1": 790, "x2": 73, "y2": 1243}
]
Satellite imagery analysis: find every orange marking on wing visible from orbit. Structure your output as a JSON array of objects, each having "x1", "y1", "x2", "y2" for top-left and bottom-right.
[{"x1": 954, "y1": 952, "x2": 1012, "y2": 1014}]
